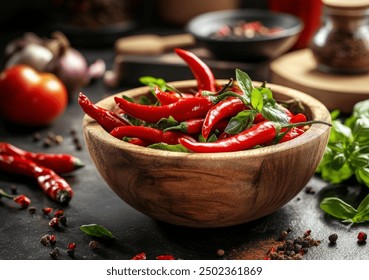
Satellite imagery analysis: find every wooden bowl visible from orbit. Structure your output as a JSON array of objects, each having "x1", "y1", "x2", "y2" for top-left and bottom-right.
[{"x1": 83, "y1": 80, "x2": 331, "y2": 228}]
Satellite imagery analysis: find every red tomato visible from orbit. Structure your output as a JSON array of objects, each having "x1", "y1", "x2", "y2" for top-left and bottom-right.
[{"x1": 0, "y1": 65, "x2": 68, "y2": 126}]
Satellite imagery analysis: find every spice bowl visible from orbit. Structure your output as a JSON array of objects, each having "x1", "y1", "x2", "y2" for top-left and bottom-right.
[
  {"x1": 186, "y1": 9, "x2": 303, "y2": 61},
  {"x1": 83, "y1": 80, "x2": 331, "y2": 228}
]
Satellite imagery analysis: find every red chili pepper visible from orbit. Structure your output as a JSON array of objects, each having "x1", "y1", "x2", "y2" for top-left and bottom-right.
[
  {"x1": 202, "y1": 98, "x2": 247, "y2": 139},
  {"x1": 78, "y1": 92, "x2": 130, "y2": 132},
  {"x1": 13, "y1": 194, "x2": 31, "y2": 208},
  {"x1": 179, "y1": 121, "x2": 278, "y2": 153},
  {"x1": 0, "y1": 155, "x2": 73, "y2": 204},
  {"x1": 154, "y1": 87, "x2": 181, "y2": 105},
  {"x1": 156, "y1": 255, "x2": 175, "y2": 260},
  {"x1": 114, "y1": 96, "x2": 214, "y2": 123},
  {"x1": 174, "y1": 48, "x2": 217, "y2": 93},
  {"x1": 278, "y1": 127, "x2": 305, "y2": 143},
  {"x1": 131, "y1": 252, "x2": 146, "y2": 260},
  {"x1": 164, "y1": 118, "x2": 204, "y2": 134},
  {"x1": 127, "y1": 138, "x2": 150, "y2": 147},
  {"x1": 0, "y1": 142, "x2": 84, "y2": 174},
  {"x1": 110, "y1": 126, "x2": 187, "y2": 145},
  {"x1": 290, "y1": 113, "x2": 308, "y2": 124},
  {"x1": 0, "y1": 188, "x2": 31, "y2": 208}
]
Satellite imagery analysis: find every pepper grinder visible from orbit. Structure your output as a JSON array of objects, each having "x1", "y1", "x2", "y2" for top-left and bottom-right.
[{"x1": 310, "y1": 0, "x2": 369, "y2": 74}]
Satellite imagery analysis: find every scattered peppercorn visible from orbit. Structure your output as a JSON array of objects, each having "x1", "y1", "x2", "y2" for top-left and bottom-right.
[
  {"x1": 49, "y1": 234, "x2": 57, "y2": 246},
  {"x1": 329, "y1": 233, "x2": 338, "y2": 244},
  {"x1": 305, "y1": 186, "x2": 316, "y2": 195},
  {"x1": 28, "y1": 206, "x2": 37, "y2": 214},
  {"x1": 59, "y1": 215, "x2": 67, "y2": 226},
  {"x1": 54, "y1": 209, "x2": 64, "y2": 218},
  {"x1": 216, "y1": 249, "x2": 225, "y2": 257},
  {"x1": 49, "y1": 247, "x2": 60, "y2": 259},
  {"x1": 89, "y1": 240, "x2": 98, "y2": 250},
  {"x1": 32, "y1": 132, "x2": 42, "y2": 142},
  {"x1": 10, "y1": 185, "x2": 17, "y2": 195},
  {"x1": 42, "y1": 207, "x2": 53, "y2": 215},
  {"x1": 49, "y1": 217, "x2": 59, "y2": 228},
  {"x1": 40, "y1": 234, "x2": 51, "y2": 246},
  {"x1": 357, "y1": 231, "x2": 367, "y2": 244},
  {"x1": 265, "y1": 229, "x2": 320, "y2": 260}
]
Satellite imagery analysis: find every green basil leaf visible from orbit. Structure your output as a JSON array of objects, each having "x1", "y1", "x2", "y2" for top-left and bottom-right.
[
  {"x1": 350, "y1": 154, "x2": 369, "y2": 169},
  {"x1": 352, "y1": 117, "x2": 369, "y2": 143},
  {"x1": 139, "y1": 76, "x2": 167, "y2": 91},
  {"x1": 357, "y1": 193, "x2": 369, "y2": 214},
  {"x1": 345, "y1": 99, "x2": 369, "y2": 128},
  {"x1": 148, "y1": 143, "x2": 189, "y2": 152},
  {"x1": 261, "y1": 103, "x2": 289, "y2": 124},
  {"x1": 225, "y1": 110, "x2": 256, "y2": 135},
  {"x1": 251, "y1": 88, "x2": 264, "y2": 111},
  {"x1": 320, "y1": 197, "x2": 357, "y2": 220},
  {"x1": 320, "y1": 162, "x2": 353, "y2": 184},
  {"x1": 258, "y1": 87, "x2": 273, "y2": 100},
  {"x1": 355, "y1": 167, "x2": 369, "y2": 187},
  {"x1": 330, "y1": 109, "x2": 340, "y2": 120},
  {"x1": 330, "y1": 120, "x2": 352, "y2": 142},
  {"x1": 80, "y1": 224, "x2": 115, "y2": 239},
  {"x1": 235, "y1": 69, "x2": 253, "y2": 101},
  {"x1": 331, "y1": 153, "x2": 346, "y2": 170},
  {"x1": 156, "y1": 116, "x2": 179, "y2": 130}
]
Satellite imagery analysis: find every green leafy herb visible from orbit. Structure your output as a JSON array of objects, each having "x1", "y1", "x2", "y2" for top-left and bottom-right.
[
  {"x1": 139, "y1": 76, "x2": 167, "y2": 91},
  {"x1": 148, "y1": 143, "x2": 189, "y2": 152},
  {"x1": 80, "y1": 224, "x2": 115, "y2": 239},
  {"x1": 317, "y1": 99, "x2": 369, "y2": 223},
  {"x1": 320, "y1": 194, "x2": 369, "y2": 223},
  {"x1": 225, "y1": 110, "x2": 256, "y2": 135}
]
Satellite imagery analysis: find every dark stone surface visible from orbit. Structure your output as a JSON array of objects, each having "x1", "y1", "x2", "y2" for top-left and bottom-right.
[{"x1": 1, "y1": 24, "x2": 369, "y2": 261}]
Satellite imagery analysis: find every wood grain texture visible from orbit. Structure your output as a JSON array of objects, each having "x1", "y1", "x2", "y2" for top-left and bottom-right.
[
  {"x1": 83, "y1": 80, "x2": 331, "y2": 228},
  {"x1": 270, "y1": 49, "x2": 369, "y2": 114}
]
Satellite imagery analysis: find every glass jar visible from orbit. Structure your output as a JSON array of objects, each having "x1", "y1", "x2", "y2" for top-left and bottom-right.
[{"x1": 310, "y1": 0, "x2": 369, "y2": 74}]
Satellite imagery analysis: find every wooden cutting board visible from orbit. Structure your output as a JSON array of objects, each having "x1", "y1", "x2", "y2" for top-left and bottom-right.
[{"x1": 270, "y1": 49, "x2": 369, "y2": 113}]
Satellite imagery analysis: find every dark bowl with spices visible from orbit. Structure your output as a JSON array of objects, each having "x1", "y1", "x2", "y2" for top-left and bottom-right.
[
  {"x1": 186, "y1": 9, "x2": 303, "y2": 62},
  {"x1": 82, "y1": 79, "x2": 331, "y2": 228}
]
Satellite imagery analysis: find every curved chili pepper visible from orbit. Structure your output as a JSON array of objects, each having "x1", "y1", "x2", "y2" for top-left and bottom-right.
[
  {"x1": 290, "y1": 113, "x2": 308, "y2": 124},
  {"x1": 179, "y1": 121, "x2": 277, "y2": 153},
  {"x1": 202, "y1": 98, "x2": 247, "y2": 139},
  {"x1": 114, "y1": 96, "x2": 214, "y2": 123},
  {"x1": 110, "y1": 126, "x2": 186, "y2": 145},
  {"x1": 78, "y1": 92, "x2": 130, "y2": 132},
  {"x1": 174, "y1": 48, "x2": 217, "y2": 93},
  {"x1": 154, "y1": 87, "x2": 181, "y2": 105},
  {"x1": 0, "y1": 142, "x2": 84, "y2": 174},
  {"x1": 0, "y1": 155, "x2": 73, "y2": 204},
  {"x1": 128, "y1": 138, "x2": 150, "y2": 147},
  {"x1": 279, "y1": 127, "x2": 305, "y2": 143}
]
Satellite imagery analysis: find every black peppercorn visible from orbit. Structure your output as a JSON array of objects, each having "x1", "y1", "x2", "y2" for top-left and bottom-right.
[{"x1": 329, "y1": 233, "x2": 338, "y2": 244}]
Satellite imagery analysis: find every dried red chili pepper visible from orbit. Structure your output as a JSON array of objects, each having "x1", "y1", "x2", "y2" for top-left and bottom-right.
[
  {"x1": 78, "y1": 92, "x2": 130, "y2": 132},
  {"x1": 0, "y1": 142, "x2": 84, "y2": 174},
  {"x1": 110, "y1": 126, "x2": 187, "y2": 145},
  {"x1": 0, "y1": 155, "x2": 73, "y2": 204},
  {"x1": 175, "y1": 48, "x2": 217, "y2": 93},
  {"x1": 202, "y1": 98, "x2": 247, "y2": 139},
  {"x1": 114, "y1": 96, "x2": 214, "y2": 123}
]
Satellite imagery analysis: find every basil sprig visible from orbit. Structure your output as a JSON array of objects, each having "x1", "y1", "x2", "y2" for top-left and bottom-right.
[
  {"x1": 317, "y1": 99, "x2": 369, "y2": 223},
  {"x1": 80, "y1": 224, "x2": 115, "y2": 239}
]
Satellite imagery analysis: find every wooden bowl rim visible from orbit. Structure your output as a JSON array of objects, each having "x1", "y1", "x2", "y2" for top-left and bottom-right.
[{"x1": 83, "y1": 80, "x2": 331, "y2": 160}]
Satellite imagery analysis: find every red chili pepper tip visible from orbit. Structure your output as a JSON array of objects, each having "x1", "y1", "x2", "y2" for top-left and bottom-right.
[{"x1": 13, "y1": 194, "x2": 31, "y2": 208}]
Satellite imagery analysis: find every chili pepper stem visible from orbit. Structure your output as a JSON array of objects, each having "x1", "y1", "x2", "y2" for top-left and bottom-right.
[
  {"x1": 281, "y1": 120, "x2": 332, "y2": 129},
  {"x1": 0, "y1": 188, "x2": 14, "y2": 199}
]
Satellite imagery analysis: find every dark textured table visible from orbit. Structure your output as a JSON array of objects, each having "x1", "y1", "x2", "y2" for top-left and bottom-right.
[{"x1": 1, "y1": 41, "x2": 369, "y2": 261}]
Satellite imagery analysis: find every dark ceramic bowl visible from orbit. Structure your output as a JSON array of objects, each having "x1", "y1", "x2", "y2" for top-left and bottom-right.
[{"x1": 186, "y1": 9, "x2": 303, "y2": 62}]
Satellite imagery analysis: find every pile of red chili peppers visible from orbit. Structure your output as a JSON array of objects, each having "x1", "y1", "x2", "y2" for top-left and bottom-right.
[
  {"x1": 79, "y1": 48, "x2": 330, "y2": 153},
  {"x1": 0, "y1": 142, "x2": 84, "y2": 205}
]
